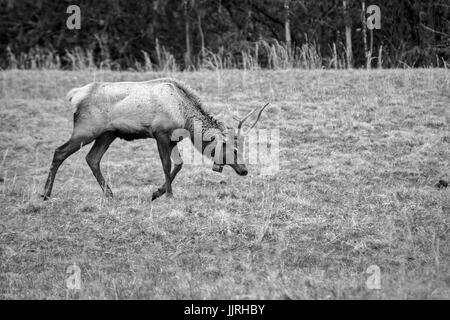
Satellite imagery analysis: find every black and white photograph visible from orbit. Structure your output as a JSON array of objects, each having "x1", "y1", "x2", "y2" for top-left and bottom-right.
[{"x1": 0, "y1": 0, "x2": 449, "y2": 304}]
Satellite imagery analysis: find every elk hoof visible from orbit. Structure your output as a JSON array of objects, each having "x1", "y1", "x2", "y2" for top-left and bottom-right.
[
  {"x1": 151, "y1": 191, "x2": 161, "y2": 201},
  {"x1": 105, "y1": 191, "x2": 114, "y2": 199},
  {"x1": 40, "y1": 194, "x2": 50, "y2": 201},
  {"x1": 152, "y1": 187, "x2": 166, "y2": 201},
  {"x1": 435, "y1": 179, "x2": 448, "y2": 189}
]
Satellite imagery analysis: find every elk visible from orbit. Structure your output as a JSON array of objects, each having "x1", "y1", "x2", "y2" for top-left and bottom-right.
[{"x1": 42, "y1": 78, "x2": 268, "y2": 201}]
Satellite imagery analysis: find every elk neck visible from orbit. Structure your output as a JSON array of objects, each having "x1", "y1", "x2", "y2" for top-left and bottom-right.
[{"x1": 183, "y1": 105, "x2": 226, "y2": 153}]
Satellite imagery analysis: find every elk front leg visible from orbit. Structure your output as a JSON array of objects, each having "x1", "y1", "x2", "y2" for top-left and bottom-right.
[
  {"x1": 155, "y1": 134, "x2": 175, "y2": 199},
  {"x1": 152, "y1": 145, "x2": 183, "y2": 201}
]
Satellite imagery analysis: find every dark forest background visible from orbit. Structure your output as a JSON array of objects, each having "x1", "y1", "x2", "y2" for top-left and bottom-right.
[{"x1": 1, "y1": 0, "x2": 449, "y2": 70}]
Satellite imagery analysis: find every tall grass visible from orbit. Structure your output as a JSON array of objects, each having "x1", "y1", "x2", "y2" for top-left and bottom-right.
[
  {"x1": 134, "y1": 39, "x2": 178, "y2": 72},
  {"x1": 198, "y1": 39, "x2": 323, "y2": 71},
  {"x1": 5, "y1": 41, "x2": 178, "y2": 72},
  {"x1": 6, "y1": 45, "x2": 62, "y2": 70},
  {"x1": 65, "y1": 47, "x2": 96, "y2": 70},
  {"x1": 4, "y1": 38, "x2": 449, "y2": 72},
  {"x1": 4, "y1": 39, "x2": 328, "y2": 72}
]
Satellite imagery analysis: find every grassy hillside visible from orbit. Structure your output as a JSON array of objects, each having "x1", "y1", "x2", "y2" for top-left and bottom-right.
[{"x1": 0, "y1": 69, "x2": 449, "y2": 299}]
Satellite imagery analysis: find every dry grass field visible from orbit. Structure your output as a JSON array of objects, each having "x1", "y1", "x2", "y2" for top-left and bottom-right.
[{"x1": 0, "y1": 68, "x2": 449, "y2": 299}]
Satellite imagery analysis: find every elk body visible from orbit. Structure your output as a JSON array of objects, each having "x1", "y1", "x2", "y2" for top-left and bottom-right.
[{"x1": 42, "y1": 78, "x2": 267, "y2": 201}]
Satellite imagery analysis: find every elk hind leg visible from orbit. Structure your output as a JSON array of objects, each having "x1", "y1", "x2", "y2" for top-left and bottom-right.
[{"x1": 42, "y1": 133, "x2": 95, "y2": 200}]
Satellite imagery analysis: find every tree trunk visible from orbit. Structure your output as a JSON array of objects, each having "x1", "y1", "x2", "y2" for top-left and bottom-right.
[
  {"x1": 343, "y1": 0, "x2": 353, "y2": 69},
  {"x1": 243, "y1": 0, "x2": 252, "y2": 40},
  {"x1": 284, "y1": 0, "x2": 292, "y2": 56},
  {"x1": 197, "y1": 11, "x2": 205, "y2": 56},
  {"x1": 184, "y1": 0, "x2": 193, "y2": 70},
  {"x1": 377, "y1": 44, "x2": 383, "y2": 69},
  {"x1": 333, "y1": 42, "x2": 338, "y2": 69},
  {"x1": 362, "y1": 0, "x2": 371, "y2": 69}
]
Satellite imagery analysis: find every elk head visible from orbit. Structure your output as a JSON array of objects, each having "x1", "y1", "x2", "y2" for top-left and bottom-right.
[{"x1": 211, "y1": 103, "x2": 269, "y2": 175}]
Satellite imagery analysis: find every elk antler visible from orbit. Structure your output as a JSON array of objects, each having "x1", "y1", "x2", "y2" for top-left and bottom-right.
[{"x1": 236, "y1": 103, "x2": 269, "y2": 136}]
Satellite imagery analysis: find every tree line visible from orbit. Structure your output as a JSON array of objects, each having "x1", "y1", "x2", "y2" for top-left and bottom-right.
[{"x1": 1, "y1": 0, "x2": 449, "y2": 70}]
